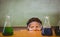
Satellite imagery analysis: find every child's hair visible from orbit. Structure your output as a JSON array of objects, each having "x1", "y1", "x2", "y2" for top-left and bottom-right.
[{"x1": 27, "y1": 17, "x2": 42, "y2": 27}]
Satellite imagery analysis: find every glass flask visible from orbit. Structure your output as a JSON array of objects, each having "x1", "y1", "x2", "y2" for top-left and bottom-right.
[
  {"x1": 2, "y1": 16, "x2": 13, "y2": 36},
  {"x1": 42, "y1": 16, "x2": 52, "y2": 36},
  {"x1": 54, "y1": 20, "x2": 60, "y2": 36}
]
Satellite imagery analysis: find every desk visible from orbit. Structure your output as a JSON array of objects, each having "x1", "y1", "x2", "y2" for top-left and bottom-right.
[{"x1": 0, "y1": 29, "x2": 60, "y2": 37}]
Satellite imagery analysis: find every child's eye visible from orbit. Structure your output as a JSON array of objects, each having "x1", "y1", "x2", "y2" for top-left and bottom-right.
[
  {"x1": 36, "y1": 26, "x2": 39, "y2": 28},
  {"x1": 31, "y1": 26, "x2": 34, "y2": 28}
]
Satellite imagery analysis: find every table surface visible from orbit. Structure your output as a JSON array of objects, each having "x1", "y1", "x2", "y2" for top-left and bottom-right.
[{"x1": 0, "y1": 29, "x2": 60, "y2": 37}]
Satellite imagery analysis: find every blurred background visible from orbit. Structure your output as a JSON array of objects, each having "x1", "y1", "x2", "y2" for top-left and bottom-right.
[{"x1": 0, "y1": 0, "x2": 60, "y2": 27}]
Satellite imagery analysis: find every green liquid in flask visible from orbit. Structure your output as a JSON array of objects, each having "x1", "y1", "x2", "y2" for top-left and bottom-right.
[{"x1": 3, "y1": 27, "x2": 13, "y2": 36}]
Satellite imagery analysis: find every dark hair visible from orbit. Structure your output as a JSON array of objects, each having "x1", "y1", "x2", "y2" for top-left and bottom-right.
[{"x1": 27, "y1": 17, "x2": 42, "y2": 27}]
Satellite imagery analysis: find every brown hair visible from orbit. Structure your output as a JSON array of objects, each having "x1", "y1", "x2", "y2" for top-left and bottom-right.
[{"x1": 27, "y1": 17, "x2": 42, "y2": 27}]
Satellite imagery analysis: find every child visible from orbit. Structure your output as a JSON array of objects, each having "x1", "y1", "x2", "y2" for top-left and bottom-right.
[
  {"x1": 27, "y1": 17, "x2": 42, "y2": 31},
  {"x1": 20, "y1": 17, "x2": 43, "y2": 37}
]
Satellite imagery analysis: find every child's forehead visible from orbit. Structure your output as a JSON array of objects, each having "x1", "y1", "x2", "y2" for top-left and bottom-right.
[
  {"x1": 29, "y1": 21, "x2": 41, "y2": 26},
  {"x1": 30, "y1": 21, "x2": 40, "y2": 24}
]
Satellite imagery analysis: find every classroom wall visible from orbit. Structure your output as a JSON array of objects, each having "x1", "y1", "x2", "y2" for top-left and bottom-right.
[{"x1": 0, "y1": 0, "x2": 60, "y2": 27}]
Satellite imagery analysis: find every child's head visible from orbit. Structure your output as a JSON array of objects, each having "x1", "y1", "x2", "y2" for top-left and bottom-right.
[{"x1": 27, "y1": 17, "x2": 42, "y2": 31}]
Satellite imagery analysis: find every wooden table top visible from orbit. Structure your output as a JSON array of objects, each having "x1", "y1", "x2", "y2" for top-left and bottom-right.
[{"x1": 0, "y1": 29, "x2": 60, "y2": 37}]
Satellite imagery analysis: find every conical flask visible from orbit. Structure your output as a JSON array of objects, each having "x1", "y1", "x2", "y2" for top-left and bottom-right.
[
  {"x1": 2, "y1": 16, "x2": 13, "y2": 36},
  {"x1": 54, "y1": 20, "x2": 60, "y2": 36},
  {"x1": 42, "y1": 16, "x2": 52, "y2": 36}
]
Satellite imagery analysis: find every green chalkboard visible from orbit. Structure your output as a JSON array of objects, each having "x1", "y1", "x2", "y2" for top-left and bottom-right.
[{"x1": 0, "y1": 0, "x2": 60, "y2": 27}]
